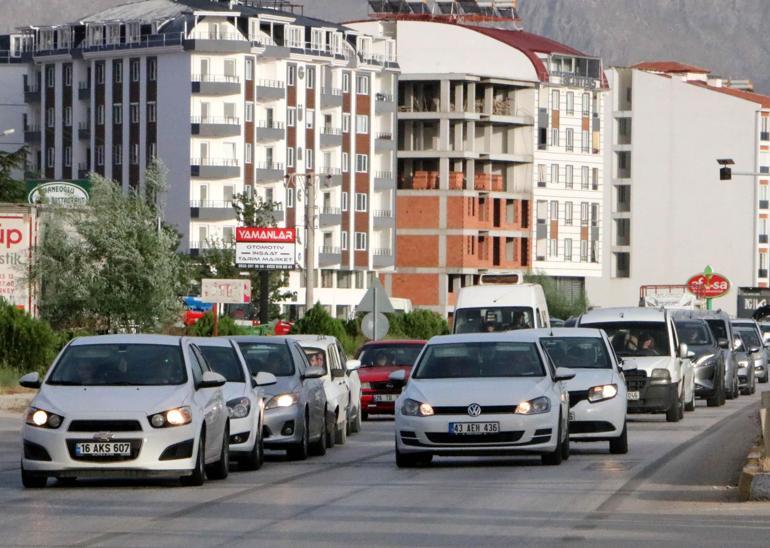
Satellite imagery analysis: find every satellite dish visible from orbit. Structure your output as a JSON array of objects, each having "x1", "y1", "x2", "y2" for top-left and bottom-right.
[{"x1": 361, "y1": 312, "x2": 389, "y2": 340}]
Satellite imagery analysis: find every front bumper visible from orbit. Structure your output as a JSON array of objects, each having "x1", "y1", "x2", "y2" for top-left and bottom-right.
[
  {"x1": 395, "y1": 412, "x2": 558, "y2": 456},
  {"x1": 228, "y1": 415, "x2": 257, "y2": 455},
  {"x1": 626, "y1": 380, "x2": 678, "y2": 414},
  {"x1": 262, "y1": 405, "x2": 303, "y2": 448},
  {"x1": 361, "y1": 392, "x2": 400, "y2": 415},
  {"x1": 568, "y1": 394, "x2": 626, "y2": 441}
]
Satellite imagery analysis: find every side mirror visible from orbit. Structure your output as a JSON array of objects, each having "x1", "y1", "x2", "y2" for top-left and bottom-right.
[
  {"x1": 255, "y1": 371, "x2": 277, "y2": 387},
  {"x1": 198, "y1": 371, "x2": 226, "y2": 389},
  {"x1": 19, "y1": 372, "x2": 41, "y2": 390},
  {"x1": 302, "y1": 366, "x2": 325, "y2": 379},
  {"x1": 678, "y1": 343, "x2": 689, "y2": 360},
  {"x1": 717, "y1": 338, "x2": 729, "y2": 349},
  {"x1": 750, "y1": 346, "x2": 761, "y2": 354},
  {"x1": 554, "y1": 367, "x2": 576, "y2": 382},
  {"x1": 686, "y1": 350, "x2": 696, "y2": 359},
  {"x1": 388, "y1": 369, "x2": 407, "y2": 386},
  {"x1": 346, "y1": 359, "x2": 361, "y2": 371}
]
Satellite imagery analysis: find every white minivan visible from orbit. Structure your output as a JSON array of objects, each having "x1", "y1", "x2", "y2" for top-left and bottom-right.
[
  {"x1": 452, "y1": 273, "x2": 550, "y2": 334},
  {"x1": 578, "y1": 307, "x2": 695, "y2": 422}
]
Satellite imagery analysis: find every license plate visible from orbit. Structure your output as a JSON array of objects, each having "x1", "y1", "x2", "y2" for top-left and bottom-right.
[
  {"x1": 75, "y1": 442, "x2": 132, "y2": 457},
  {"x1": 627, "y1": 391, "x2": 640, "y2": 401},
  {"x1": 373, "y1": 394, "x2": 398, "y2": 402},
  {"x1": 448, "y1": 422, "x2": 500, "y2": 435}
]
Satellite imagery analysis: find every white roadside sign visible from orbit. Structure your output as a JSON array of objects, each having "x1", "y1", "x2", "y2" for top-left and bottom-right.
[
  {"x1": 201, "y1": 279, "x2": 251, "y2": 305},
  {"x1": 235, "y1": 227, "x2": 297, "y2": 270}
]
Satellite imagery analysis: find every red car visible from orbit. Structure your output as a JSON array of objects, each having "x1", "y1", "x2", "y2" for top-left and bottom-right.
[{"x1": 355, "y1": 340, "x2": 427, "y2": 419}]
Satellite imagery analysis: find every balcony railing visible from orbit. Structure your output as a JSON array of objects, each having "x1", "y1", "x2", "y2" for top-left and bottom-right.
[
  {"x1": 321, "y1": 127, "x2": 342, "y2": 135},
  {"x1": 191, "y1": 74, "x2": 240, "y2": 83},
  {"x1": 319, "y1": 167, "x2": 342, "y2": 175},
  {"x1": 322, "y1": 207, "x2": 342, "y2": 215},
  {"x1": 191, "y1": 116, "x2": 240, "y2": 125},
  {"x1": 256, "y1": 78, "x2": 285, "y2": 89},
  {"x1": 375, "y1": 171, "x2": 393, "y2": 179},
  {"x1": 322, "y1": 87, "x2": 342, "y2": 96},
  {"x1": 376, "y1": 92, "x2": 395, "y2": 103},
  {"x1": 255, "y1": 161, "x2": 285, "y2": 171},
  {"x1": 374, "y1": 209, "x2": 393, "y2": 218},
  {"x1": 82, "y1": 32, "x2": 184, "y2": 52},
  {"x1": 257, "y1": 120, "x2": 285, "y2": 129},
  {"x1": 188, "y1": 31, "x2": 245, "y2": 41},
  {"x1": 190, "y1": 157, "x2": 239, "y2": 167},
  {"x1": 376, "y1": 131, "x2": 393, "y2": 140},
  {"x1": 373, "y1": 248, "x2": 392, "y2": 256},
  {"x1": 190, "y1": 200, "x2": 234, "y2": 208},
  {"x1": 320, "y1": 246, "x2": 341, "y2": 254}
]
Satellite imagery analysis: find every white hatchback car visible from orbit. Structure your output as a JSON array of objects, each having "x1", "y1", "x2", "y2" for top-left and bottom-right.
[
  {"x1": 394, "y1": 332, "x2": 574, "y2": 467},
  {"x1": 19, "y1": 335, "x2": 229, "y2": 488},
  {"x1": 192, "y1": 337, "x2": 277, "y2": 470},
  {"x1": 536, "y1": 328, "x2": 628, "y2": 454},
  {"x1": 289, "y1": 335, "x2": 363, "y2": 444}
]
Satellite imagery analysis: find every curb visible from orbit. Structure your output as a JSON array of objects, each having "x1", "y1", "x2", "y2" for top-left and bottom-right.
[
  {"x1": 739, "y1": 446, "x2": 770, "y2": 501},
  {"x1": 0, "y1": 392, "x2": 34, "y2": 413}
]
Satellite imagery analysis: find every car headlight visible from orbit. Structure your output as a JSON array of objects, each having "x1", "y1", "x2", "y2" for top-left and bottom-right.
[
  {"x1": 227, "y1": 397, "x2": 251, "y2": 419},
  {"x1": 360, "y1": 382, "x2": 372, "y2": 390},
  {"x1": 649, "y1": 368, "x2": 671, "y2": 383},
  {"x1": 400, "y1": 398, "x2": 434, "y2": 417},
  {"x1": 25, "y1": 407, "x2": 63, "y2": 429},
  {"x1": 265, "y1": 393, "x2": 299, "y2": 410},
  {"x1": 149, "y1": 406, "x2": 193, "y2": 428},
  {"x1": 515, "y1": 396, "x2": 551, "y2": 415},
  {"x1": 738, "y1": 360, "x2": 749, "y2": 368},
  {"x1": 587, "y1": 384, "x2": 618, "y2": 403}
]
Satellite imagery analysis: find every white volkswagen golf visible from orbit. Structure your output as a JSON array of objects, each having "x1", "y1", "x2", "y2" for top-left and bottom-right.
[
  {"x1": 394, "y1": 332, "x2": 575, "y2": 467},
  {"x1": 19, "y1": 335, "x2": 230, "y2": 488}
]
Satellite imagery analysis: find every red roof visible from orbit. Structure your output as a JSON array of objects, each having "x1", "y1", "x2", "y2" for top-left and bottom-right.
[
  {"x1": 689, "y1": 81, "x2": 770, "y2": 108},
  {"x1": 632, "y1": 61, "x2": 711, "y2": 74}
]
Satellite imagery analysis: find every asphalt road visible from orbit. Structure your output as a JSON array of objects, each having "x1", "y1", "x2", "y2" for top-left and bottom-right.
[{"x1": 0, "y1": 391, "x2": 768, "y2": 548}]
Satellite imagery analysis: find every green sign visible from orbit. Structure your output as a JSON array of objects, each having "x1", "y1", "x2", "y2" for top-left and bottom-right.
[{"x1": 26, "y1": 179, "x2": 90, "y2": 207}]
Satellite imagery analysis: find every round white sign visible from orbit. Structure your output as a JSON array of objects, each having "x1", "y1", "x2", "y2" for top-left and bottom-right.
[{"x1": 28, "y1": 182, "x2": 89, "y2": 206}]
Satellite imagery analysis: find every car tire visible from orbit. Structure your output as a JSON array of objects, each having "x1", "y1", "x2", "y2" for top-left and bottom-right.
[
  {"x1": 707, "y1": 373, "x2": 723, "y2": 407},
  {"x1": 665, "y1": 386, "x2": 683, "y2": 423},
  {"x1": 560, "y1": 423, "x2": 570, "y2": 461},
  {"x1": 310, "y1": 413, "x2": 328, "y2": 457},
  {"x1": 21, "y1": 464, "x2": 47, "y2": 489},
  {"x1": 325, "y1": 411, "x2": 336, "y2": 450},
  {"x1": 351, "y1": 407, "x2": 362, "y2": 434},
  {"x1": 685, "y1": 391, "x2": 696, "y2": 412},
  {"x1": 395, "y1": 442, "x2": 432, "y2": 468},
  {"x1": 761, "y1": 374, "x2": 769, "y2": 384},
  {"x1": 181, "y1": 430, "x2": 206, "y2": 486},
  {"x1": 241, "y1": 421, "x2": 264, "y2": 471},
  {"x1": 336, "y1": 409, "x2": 348, "y2": 445},
  {"x1": 287, "y1": 413, "x2": 309, "y2": 461},
  {"x1": 206, "y1": 423, "x2": 230, "y2": 480},
  {"x1": 542, "y1": 417, "x2": 564, "y2": 466},
  {"x1": 750, "y1": 376, "x2": 757, "y2": 395},
  {"x1": 362, "y1": 411, "x2": 369, "y2": 421},
  {"x1": 609, "y1": 423, "x2": 629, "y2": 454}
]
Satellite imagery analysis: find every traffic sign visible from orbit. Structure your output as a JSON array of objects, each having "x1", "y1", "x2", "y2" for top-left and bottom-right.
[
  {"x1": 362, "y1": 312, "x2": 389, "y2": 340},
  {"x1": 357, "y1": 279, "x2": 395, "y2": 314}
]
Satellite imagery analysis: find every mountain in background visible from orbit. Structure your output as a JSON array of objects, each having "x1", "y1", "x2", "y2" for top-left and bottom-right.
[{"x1": 1, "y1": 0, "x2": 768, "y2": 92}]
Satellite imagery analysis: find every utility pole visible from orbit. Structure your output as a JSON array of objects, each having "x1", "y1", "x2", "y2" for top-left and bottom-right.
[{"x1": 305, "y1": 174, "x2": 316, "y2": 312}]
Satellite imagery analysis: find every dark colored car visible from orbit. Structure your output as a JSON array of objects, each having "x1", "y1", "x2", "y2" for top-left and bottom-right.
[
  {"x1": 700, "y1": 311, "x2": 741, "y2": 400},
  {"x1": 673, "y1": 316, "x2": 725, "y2": 407},
  {"x1": 355, "y1": 340, "x2": 427, "y2": 419}
]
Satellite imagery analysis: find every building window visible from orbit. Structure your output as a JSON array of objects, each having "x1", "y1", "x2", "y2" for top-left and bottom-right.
[
  {"x1": 306, "y1": 148, "x2": 314, "y2": 169},
  {"x1": 321, "y1": 269, "x2": 334, "y2": 288},
  {"x1": 245, "y1": 102, "x2": 254, "y2": 122},
  {"x1": 147, "y1": 102, "x2": 157, "y2": 123},
  {"x1": 149, "y1": 142, "x2": 157, "y2": 159},
  {"x1": 130, "y1": 103, "x2": 139, "y2": 124},
  {"x1": 287, "y1": 65, "x2": 296, "y2": 86},
  {"x1": 550, "y1": 164, "x2": 559, "y2": 186},
  {"x1": 46, "y1": 147, "x2": 54, "y2": 167},
  {"x1": 355, "y1": 192, "x2": 368, "y2": 212},
  {"x1": 306, "y1": 66, "x2": 315, "y2": 89},
  {"x1": 245, "y1": 57, "x2": 254, "y2": 81},
  {"x1": 245, "y1": 143, "x2": 253, "y2": 164},
  {"x1": 148, "y1": 58, "x2": 157, "y2": 81},
  {"x1": 564, "y1": 238, "x2": 573, "y2": 261},
  {"x1": 96, "y1": 145, "x2": 104, "y2": 166},
  {"x1": 551, "y1": 89, "x2": 559, "y2": 110},
  {"x1": 581, "y1": 166, "x2": 589, "y2": 189},
  {"x1": 582, "y1": 92, "x2": 590, "y2": 115},
  {"x1": 551, "y1": 128, "x2": 559, "y2": 147},
  {"x1": 354, "y1": 232, "x2": 367, "y2": 250},
  {"x1": 113, "y1": 103, "x2": 122, "y2": 125},
  {"x1": 342, "y1": 72, "x2": 350, "y2": 93},
  {"x1": 550, "y1": 200, "x2": 559, "y2": 220},
  {"x1": 287, "y1": 107, "x2": 296, "y2": 127},
  {"x1": 46, "y1": 107, "x2": 55, "y2": 128},
  {"x1": 287, "y1": 147, "x2": 295, "y2": 168},
  {"x1": 306, "y1": 108, "x2": 314, "y2": 129},
  {"x1": 63, "y1": 106, "x2": 72, "y2": 127},
  {"x1": 355, "y1": 154, "x2": 368, "y2": 173},
  {"x1": 580, "y1": 202, "x2": 589, "y2": 226},
  {"x1": 356, "y1": 75, "x2": 369, "y2": 95},
  {"x1": 64, "y1": 146, "x2": 71, "y2": 167},
  {"x1": 130, "y1": 59, "x2": 140, "y2": 82},
  {"x1": 565, "y1": 202, "x2": 573, "y2": 225},
  {"x1": 114, "y1": 61, "x2": 122, "y2": 83},
  {"x1": 582, "y1": 130, "x2": 590, "y2": 153},
  {"x1": 537, "y1": 164, "x2": 546, "y2": 186},
  {"x1": 341, "y1": 191, "x2": 349, "y2": 211},
  {"x1": 591, "y1": 203, "x2": 599, "y2": 227},
  {"x1": 286, "y1": 187, "x2": 295, "y2": 208},
  {"x1": 566, "y1": 128, "x2": 574, "y2": 151},
  {"x1": 549, "y1": 238, "x2": 558, "y2": 257},
  {"x1": 341, "y1": 232, "x2": 349, "y2": 251},
  {"x1": 566, "y1": 92, "x2": 574, "y2": 115},
  {"x1": 64, "y1": 64, "x2": 72, "y2": 87},
  {"x1": 592, "y1": 167, "x2": 599, "y2": 190},
  {"x1": 97, "y1": 104, "x2": 105, "y2": 125},
  {"x1": 114, "y1": 144, "x2": 122, "y2": 165},
  {"x1": 96, "y1": 63, "x2": 105, "y2": 84},
  {"x1": 131, "y1": 144, "x2": 139, "y2": 165},
  {"x1": 565, "y1": 164, "x2": 573, "y2": 188},
  {"x1": 342, "y1": 152, "x2": 349, "y2": 173},
  {"x1": 356, "y1": 114, "x2": 369, "y2": 134},
  {"x1": 342, "y1": 113, "x2": 351, "y2": 133},
  {"x1": 46, "y1": 65, "x2": 55, "y2": 88},
  {"x1": 581, "y1": 240, "x2": 589, "y2": 262}
]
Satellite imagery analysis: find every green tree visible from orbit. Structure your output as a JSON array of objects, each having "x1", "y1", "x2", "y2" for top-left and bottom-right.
[
  {"x1": 388, "y1": 309, "x2": 450, "y2": 340},
  {"x1": 186, "y1": 311, "x2": 246, "y2": 337},
  {"x1": 0, "y1": 146, "x2": 28, "y2": 203},
  {"x1": 524, "y1": 272, "x2": 589, "y2": 320},
  {"x1": 33, "y1": 161, "x2": 186, "y2": 332}
]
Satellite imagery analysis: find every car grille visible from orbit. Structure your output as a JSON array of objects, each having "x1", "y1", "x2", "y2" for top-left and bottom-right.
[
  {"x1": 66, "y1": 439, "x2": 143, "y2": 462},
  {"x1": 68, "y1": 420, "x2": 143, "y2": 432},
  {"x1": 568, "y1": 391, "x2": 589, "y2": 408},
  {"x1": 425, "y1": 431, "x2": 524, "y2": 444},
  {"x1": 431, "y1": 405, "x2": 518, "y2": 415},
  {"x1": 570, "y1": 421, "x2": 615, "y2": 434},
  {"x1": 624, "y1": 370, "x2": 648, "y2": 392},
  {"x1": 369, "y1": 381, "x2": 401, "y2": 393}
]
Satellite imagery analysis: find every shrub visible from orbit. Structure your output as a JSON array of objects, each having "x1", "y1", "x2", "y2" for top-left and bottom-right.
[
  {"x1": 524, "y1": 273, "x2": 590, "y2": 320},
  {"x1": 387, "y1": 309, "x2": 450, "y2": 340},
  {"x1": 186, "y1": 312, "x2": 247, "y2": 337},
  {"x1": 0, "y1": 300, "x2": 61, "y2": 375},
  {"x1": 291, "y1": 304, "x2": 347, "y2": 340}
]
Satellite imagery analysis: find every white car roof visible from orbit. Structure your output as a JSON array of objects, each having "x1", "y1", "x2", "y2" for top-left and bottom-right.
[
  {"x1": 186, "y1": 337, "x2": 233, "y2": 348},
  {"x1": 427, "y1": 331, "x2": 543, "y2": 345},
  {"x1": 580, "y1": 307, "x2": 667, "y2": 323},
  {"x1": 456, "y1": 284, "x2": 541, "y2": 303},
  {"x1": 528, "y1": 328, "x2": 605, "y2": 338},
  {"x1": 287, "y1": 334, "x2": 338, "y2": 349},
  {"x1": 69, "y1": 334, "x2": 181, "y2": 346}
]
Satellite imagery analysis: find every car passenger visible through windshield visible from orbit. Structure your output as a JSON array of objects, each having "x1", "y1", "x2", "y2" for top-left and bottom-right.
[
  {"x1": 581, "y1": 322, "x2": 671, "y2": 358},
  {"x1": 237, "y1": 343, "x2": 295, "y2": 377},
  {"x1": 199, "y1": 345, "x2": 245, "y2": 383},
  {"x1": 412, "y1": 342, "x2": 545, "y2": 379},
  {"x1": 453, "y1": 306, "x2": 535, "y2": 333},
  {"x1": 540, "y1": 337, "x2": 612, "y2": 369}
]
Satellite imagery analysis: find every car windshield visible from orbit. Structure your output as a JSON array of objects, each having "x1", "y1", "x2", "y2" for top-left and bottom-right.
[
  {"x1": 47, "y1": 344, "x2": 187, "y2": 386},
  {"x1": 358, "y1": 343, "x2": 424, "y2": 367},
  {"x1": 237, "y1": 342, "x2": 294, "y2": 376},
  {"x1": 581, "y1": 321, "x2": 670, "y2": 357},
  {"x1": 301, "y1": 347, "x2": 327, "y2": 374},
  {"x1": 540, "y1": 337, "x2": 612, "y2": 369},
  {"x1": 761, "y1": 325, "x2": 770, "y2": 335},
  {"x1": 706, "y1": 319, "x2": 728, "y2": 342},
  {"x1": 675, "y1": 321, "x2": 713, "y2": 346},
  {"x1": 454, "y1": 306, "x2": 535, "y2": 333},
  {"x1": 413, "y1": 342, "x2": 545, "y2": 379},
  {"x1": 199, "y1": 346, "x2": 245, "y2": 383},
  {"x1": 736, "y1": 327, "x2": 761, "y2": 349}
]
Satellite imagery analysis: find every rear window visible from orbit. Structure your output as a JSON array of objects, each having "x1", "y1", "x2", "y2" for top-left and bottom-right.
[
  {"x1": 48, "y1": 344, "x2": 187, "y2": 386},
  {"x1": 736, "y1": 327, "x2": 761, "y2": 348},
  {"x1": 237, "y1": 342, "x2": 295, "y2": 377},
  {"x1": 454, "y1": 306, "x2": 535, "y2": 333},
  {"x1": 581, "y1": 321, "x2": 670, "y2": 358},
  {"x1": 675, "y1": 321, "x2": 713, "y2": 346},
  {"x1": 412, "y1": 342, "x2": 544, "y2": 379},
  {"x1": 357, "y1": 343, "x2": 424, "y2": 367},
  {"x1": 199, "y1": 345, "x2": 245, "y2": 383},
  {"x1": 540, "y1": 337, "x2": 612, "y2": 369}
]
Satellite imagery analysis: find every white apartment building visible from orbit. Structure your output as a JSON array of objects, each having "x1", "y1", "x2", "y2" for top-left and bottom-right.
[
  {"x1": 9, "y1": 0, "x2": 399, "y2": 319},
  {"x1": 349, "y1": 4, "x2": 605, "y2": 315},
  {"x1": 586, "y1": 62, "x2": 770, "y2": 315}
]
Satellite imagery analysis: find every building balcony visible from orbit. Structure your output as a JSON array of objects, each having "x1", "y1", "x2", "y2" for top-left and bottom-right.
[
  {"x1": 190, "y1": 158, "x2": 240, "y2": 179},
  {"x1": 256, "y1": 120, "x2": 285, "y2": 142},
  {"x1": 191, "y1": 116, "x2": 241, "y2": 137},
  {"x1": 318, "y1": 167, "x2": 342, "y2": 187},
  {"x1": 319, "y1": 246, "x2": 342, "y2": 267},
  {"x1": 319, "y1": 207, "x2": 342, "y2": 227},
  {"x1": 373, "y1": 209, "x2": 394, "y2": 229},
  {"x1": 24, "y1": 84, "x2": 40, "y2": 103},
  {"x1": 404, "y1": 170, "x2": 440, "y2": 190},
  {"x1": 78, "y1": 122, "x2": 90, "y2": 140},
  {"x1": 255, "y1": 161, "x2": 285, "y2": 181},
  {"x1": 474, "y1": 174, "x2": 504, "y2": 192},
  {"x1": 24, "y1": 125, "x2": 41, "y2": 143},
  {"x1": 185, "y1": 32, "x2": 251, "y2": 53},
  {"x1": 373, "y1": 248, "x2": 395, "y2": 268},
  {"x1": 256, "y1": 79, "x2": 286, "y2": 101},
  {"x1": 321, "y1": 87, "x2": 343, "y2": 107},
  {"x1": 190, "y1": 200, "x2": 236, "y2": 221},
  {"x1": 320, "y1": 127, "x2": 343, "y2": 148},
  {"x1": 78, "y1": 81, "x2": 90, "y2": 100},
  {"x1": 191, "y1": 74, "x2": 241, "y2": 95},
  {"x1": 375, "y1": 92, "x2": 396, "y2": 113},
  {"x1": 375, "y1": 132, "x2": 395, "y2": 151},
  {"x1": 374, "y1": 171, "x2": 395, "y2": 190},
  {"x1": 81, "y1": 32, "x2": 184, "y2": 54}
]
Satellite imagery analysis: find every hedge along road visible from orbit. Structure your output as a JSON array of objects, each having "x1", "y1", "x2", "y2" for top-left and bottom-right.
[{"x1": 0, "y1": 391, "x2": 768, "y2": 547}]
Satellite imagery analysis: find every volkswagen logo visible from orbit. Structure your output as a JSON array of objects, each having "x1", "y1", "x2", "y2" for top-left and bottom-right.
[
  {"x1": 386, "y1": 383, "x2": 394, "y2": 390},
  {"x1": 467, "y1": 403, "x2": 482, "y2": 417}
]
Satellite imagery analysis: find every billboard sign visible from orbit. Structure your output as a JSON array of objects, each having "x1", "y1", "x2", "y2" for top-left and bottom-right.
[
  {"x1": 0, "y1": 206, "x2": 37, "y2": 314},
  {"x1": 201, "y1": 279, "x2": 251, "y2": 305},
  {"x1": 686, "y1": 266, "x2": 730, "y2": 299},
  {"x1": 737, "y1": 287, "x2": 770, "y2": 319},
  {"x1": 235, "y1": 227, "x2": 297, "y2": 270},
  {"x1": 27, "y1": 180, "x2": 90, "y2": 207}
]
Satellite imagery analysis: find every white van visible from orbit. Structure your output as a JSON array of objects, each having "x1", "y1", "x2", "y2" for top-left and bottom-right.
[
  {"x1": 577, "y1": 307, "x2": 695, "y2": 423},
  {"x1": 452, "y1": 273, "x2": 550, "y2": 334}
]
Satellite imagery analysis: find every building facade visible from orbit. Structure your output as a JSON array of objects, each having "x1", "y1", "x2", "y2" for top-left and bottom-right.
[
  {"x1": 349, "y1": 13, "x2": 606, "y2": 317},
  {"x1": 9, "y1": 0, "x2": 399, "y2": 318},
  {"x1": 586, "y1": 63, "x2": 770, "y2": 315}
]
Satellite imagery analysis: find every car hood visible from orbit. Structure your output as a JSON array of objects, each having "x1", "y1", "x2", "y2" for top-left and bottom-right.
[
  {"x1": 563, "y1": 369, "x2": 619, "y2": 391},
  {"x1": 687, "y1": 345, "x2": 717, "y2": 361},
  {"x1": 34, "y1": 385, "x2": 190, "y2": 416},
  {"x1": 222, "y1": 382, "x2": 249, "y2": 402},
  {"x1": 260, "y1": 375, "x2": 299, "y2": 398},
  {"x1": 406, "y1": 377, "x2": 553, "y2": 407},
  {"x1": 618, "y1": 356, "x2": 673, "y2": 373},
  {"x1": 358, "y1": 365, "x2": 412, "y2": 383}
]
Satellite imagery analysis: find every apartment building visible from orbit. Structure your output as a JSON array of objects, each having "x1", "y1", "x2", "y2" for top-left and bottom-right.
[
  {"x1": 0, "y1": 37, "x2": 26, "y2": 157},
  {"x1": 349, "y1": 3, "x2": 606, "y2": 316},
  {"x1": 586, "y1": 62, "x2": 770, "y2": 315},
  {"x1": 9, "y1": 0, "x2": 399, "y2": 318}
]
